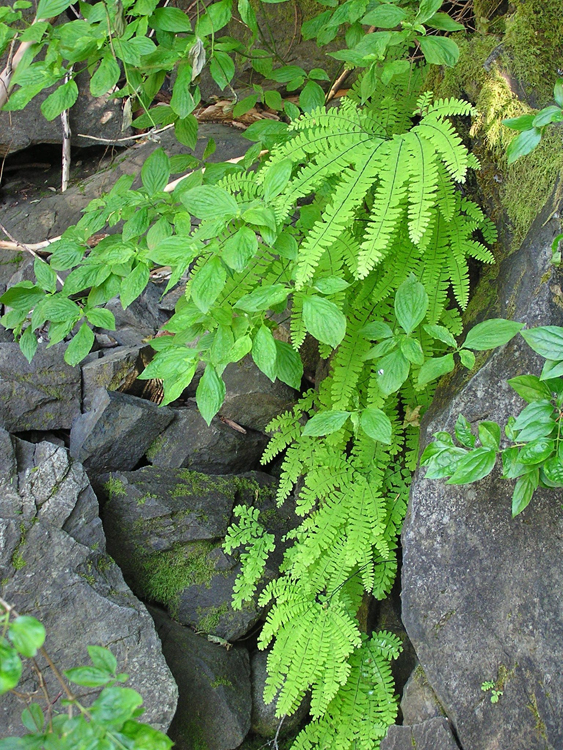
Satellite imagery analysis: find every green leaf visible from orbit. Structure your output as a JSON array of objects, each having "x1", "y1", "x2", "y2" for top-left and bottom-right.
[
  {"x1": 36, "y1": 0, "x2": 71, "y2": 18},
  {"x1": 361, "y1": 321, "x2": 393, "y2": 340},
  {"x1": 425, "y1": 12, "x2": 464, "y2": 31},
  {"x1": 233, "y1": 94, "x2": 259, "y2": 117},
  {"x1": 175, "y1": 115, "x2": 199, "y2": 149},
  {"x1": 64, "y1": 323, "x2": 94, "y2": 366},
  {"x1": 19, "y1": 327, "x2": 38, "y2": 363},
  {"x1": 226, "y1": 335, "x2": 253, "y2": 363},
  {"x1": 478, "y1": 421, "x2": 500, "y2": 451},
  {"x1": 89, "y1": 686, "x2": 143, "y2": 725},
  {"x1": 400, "y1": 336, "x2": 424, "y2": 365},
  {"x1": 503, "y1": 114, "x2": 535, "y2": 131},
  {"x1": 263, "y1": 159, "x2": 292, "y2": 202},
  {"x1": 360, "y1": 407, "x2": 392, "y2": 444},
  {"x1": 90, "y1": 56, "x2": 121, "y2": 98},
  {"x1": 418, "y1": 36, "x2": 459, "y2": 67},
  {"x1": 542, "y1": 455, "x2": 563, "y2": 485},
  {"x1": 85, "y1": 307, "x2": 115, "y2": 330},
  {"x1": 150, "y1": 6, "x2": 191, "y2": 31},
  {"x1": 252, "y1": 325, "x2": 277, "y2": 381},
  {"x1": 361, "y1": 4, "x2": 406, "y2": 28},
  {"x1": 302, "y1": 295, "x2": 346, "y2": 349},
  {"x1": 223, "y1": 227, "x2": 258, "y2": 272},
  {"x1": 274, "y1": 340, "x2": 303, "y2": 389},
  {"x1": 416, "y1": 0, "x2": 442, "y2": 23},
  {"x1": 196, "y1": 364, "x2": 226, "y2": 425},
  {"x1": 49, "y1": 240, "x2": 85, "y2": 270},
  {"x1": 540, "y1": 359, "x2": 563, "y2": 380},
  {"x1": 235, "y1": 284, "x2": 288, "y2": 313},
  {"x1": 313, "y1": 276, "x2": 350, "y2": 295},
  {"x1": 182, "y1": 186, "x2": 238, "y2": 220},
  {"x1": 395, "y1": 275, "x2": 428, "y2": 334},
  {"x1": 64, "y1": 666, "x2": 114, "y2": 687},
  {"x1": 120, "y1": 720, "x2": 173, "y2": 750},
  {"x1": 455, "y1": 414, "x2": 475, "y2": 448},
  {"x1": 191, "y1": 256, "x2": 226, "y2": 313},
  {"x1": 171, "y1": 63, "x2": 196, "y2": 119},
  {"x1": 521, "y1": 326, "x2": 563, "y2": 360},
  {"x1": 273, "y1": 234, "x2": 298, "y2": 260},
  {"x1": 299, "y1": 81, "x2": 325, "y2": 113},
  {"x1": 363, "y1": 338, "x2": 397, "y2": 360},
  {"x1": 21, "y1": 704, "x2": 43, "y2": 732},
  {"x1": 303, "y1": 410, "x2": 350, "y2": 437},
  {"x1": 506, "y1": 128, "x2": 542, "y2": 164},
  {"x1": 458, "y1": 349, "x2": 475, "y2": 369},
  {"x1": 519, "y1": 437, "x2": 555, "y2": 465},
  {"x1": 148, "y1": 237, "x2": 196, "y2": 266},
  {"x1": 141, "y1": 148, "x2": 170, "y2": 195},
  {"x1": 512, "y1": 400, "x2": 555, "y2": 441},
  {"x1": 8, "y1": 617, "x2": 45, "y2": 658},
  {"x1": 377, "y1": 349, "x2": 410, "y2": 395},
  {"x1": 417, "y1": 353, "x2": 454, "y2": 386},
  {"x1": 34, "y1": 258, "x2": 57, "y2": 293},
  {"x1": 512, "y1": 470, "x2": 539, "y2": 516},
  {"x1": 121, "y1": 264, "x2": 150, "y2": 309},
  {"x1": 462, "y1": 319, "x2": 524, "y2": 351},
  {"x1": 87, "y1": 646, "x2": 117, "y2": 675},
  {"x1": 447, "y1": 447, "x2": 497, "y2": 484},
  {"x1": 508, "y1": 374, "x2": 553, "y2": 403},
  {"x1": 264, "y1": 89, "x2": 283, "y2": 110},
  {"x1": 210, "y1": 51, "x2": 235, "y2": 90},
  {"x1": 0, "y1": 641, "x2": 21, "y2": 695},
  {"x1": 41, "y1": 80, "x2": 78, "y2": 121},
  {"x1": 532, "y1": 105, "x2": 562, "y2": 128},
  {"x1": 555, "y1": 78, "x2": 563, "y2": 108}
]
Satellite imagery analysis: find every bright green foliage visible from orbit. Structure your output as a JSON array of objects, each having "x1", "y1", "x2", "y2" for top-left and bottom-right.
[
  {"x1": 421, "y1": 324, "x2": 563, "y2": 517},
  {"x1": 504, "y1": 78, "x2": 563, "y2": 163}
]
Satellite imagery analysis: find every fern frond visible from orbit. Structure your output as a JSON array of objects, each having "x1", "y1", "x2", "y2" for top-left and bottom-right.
[
  {"x1": 415, "y1": 116, "x2": 469, "y2": 181},
  {"x1": 405, "y1": 131, "x2": 439, "y2": 244},
  {"x1": 425, "y1": 96, "x2": 476, "y2": 119}
]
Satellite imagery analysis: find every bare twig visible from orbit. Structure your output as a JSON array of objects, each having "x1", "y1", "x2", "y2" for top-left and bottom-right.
[
  {"x1": 61, "y1": 70, "x2": 73, "y2": 192},
  {"x1": 0, "y1": 222, "x2": 63, "y2": 286},
  {"x1": 326, "y1": 68, "x2": 351, "y2": 103},
  {"x1": 76, "y1": 122, "x2": 174, "y2": 143}
]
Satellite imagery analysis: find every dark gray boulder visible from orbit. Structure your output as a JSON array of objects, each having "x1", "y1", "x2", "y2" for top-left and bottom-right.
[
  {"x1": 150, "y1": 607, "x2": 252, "y2": 750},
  {"x1": 401, "y1": 664, "x2": 445, "y2": 726},
  {"x1": 70, "y1": 389, "x2": 175, "y2": 474},
  {"x1": 81, "y1": 344, "x2": 153, "y2": 411},
  {"x1": 0, "y1": 342, "x2": 81, "y2": 432},
  {"x1": 147, "y1": 400, "x2": 268, "y2": 474},
  {"x1": 100, "y1": 467, "x2": 297, "y2": 640},
  {"x1": 0, "y1": 429, "x2": 178, "y2": 735},
  {"x1": 380, "y1": 719, "x2": 459, "y2": 750},
  {"x1": 402, "y1": 202, "x2": 563, "y2": 748}
]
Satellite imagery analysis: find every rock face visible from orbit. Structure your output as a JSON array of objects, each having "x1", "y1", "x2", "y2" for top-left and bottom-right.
[
  {"x1": 101, "y1": 467, "x2": 296, "y2": 640},
  {"x1": 402, "y1": 204, "x2": 563, "y2": 749},
  {"x1": 81, "y1": 344, "x2": 153, "y2": 411},
  {"x1": 0, "y1": 342, "x2": 81, "y2": 432},
  {"x1": 151, "y1": 607, "x2": 252, "y2": 750},
  {"x1": 0, "y1": 429, "x2": 178, "y2": 735},
  {"x1": 401, "y1": 664, "x2": 445, "y2": 726},
  {"x1": 380, "y1": 719, "x2": 460, "y2": 750}
]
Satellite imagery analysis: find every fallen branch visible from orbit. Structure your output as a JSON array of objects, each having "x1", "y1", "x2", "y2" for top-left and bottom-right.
[
  {"x1": 61, "y1": 69, "x2": 73, "y2": 193},
  {"x1": 0, "y1": 222, "x2": 64, "y2": 286}
]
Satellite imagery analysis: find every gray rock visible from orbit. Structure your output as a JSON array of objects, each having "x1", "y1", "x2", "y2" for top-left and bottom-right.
[
  {"x1": 81, "y1": 344, "x2": 153, "y2": 411},
  {"x1": 401, "y1": 664, "x2": 445, "y2": 726},
  {"x1": 147, "y1": 400, "x2": 268, "y2": 474},
  {"x1": 151, "y1": 607, "x2": 252, "y2": 750},
  {"x1": 100, "y1": 467, "x2": 296, "y2": 640},
  {"x1": 103, "y1": 282, "x2": 168, "y2": 347},
  {"x1": 220, "y1": 356, "x2": 296, "y2": 432},
  {"x1": 381, "y1": 719, "x2": 459, "y2": 750},
  {"x1": 0, "y1": 342, "x2": 81, "y2": 432},
  {"x1": 70, "y1": 389, "x2": 175, "y2": 474},
  {"x1": 0, "y1": 429, "x2": 178, "y2": 735},
  {"x1": 402, "y1": 203, "x2": 563, "y2": 749},
  {"x1": 250, "y1": 649, "x2": 309, "y2": 738}
]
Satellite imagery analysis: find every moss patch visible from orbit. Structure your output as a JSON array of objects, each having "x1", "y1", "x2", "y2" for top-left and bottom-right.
[
  {"x1": 104, "y1": 476, "x2": 127, "y2": 499},
  {"x1": 198, "y1": 602, "x2": 229, "y2": 634}
]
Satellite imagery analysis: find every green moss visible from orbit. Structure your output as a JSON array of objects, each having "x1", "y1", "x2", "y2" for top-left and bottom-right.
[
  {"x1": 210, "y1": 675, "x2": 233, "y2": 689},
  {"x1": 11, "y1": 522, "x2": 28, "y2": 571},
  {"x1": 146, "y1": 434, "x2": 166, "y2": 461},
  {"x1": 137, "y1": 493, "x2": 157, "y2": 506},
  {"x1": 527, "y1": 692, "x2": 548, "y2": 740},
  {"x1": 104, "y1": 476, "x2": 127, "y2": 499},
  {"x1": 198, "y1": 602, "x2": 229, "y2": 633}
]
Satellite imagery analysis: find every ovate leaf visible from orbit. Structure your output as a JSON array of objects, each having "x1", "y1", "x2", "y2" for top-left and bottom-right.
[
  {"x1": 235, "y1": 284, "x2": 288, "y2": 313},
  {"x1": 521, "y1": 326, "x2": 563, "y2": 360},
  {"x1": 191, "y1": 256, "x2": 226, "y2": 313},
  {"x1": 8, "y1": 617, "x2": 45, "y2": 658},
  {"x1": 196, "y1": 364, "x2": 226, "y2": 424},
  {"x1": 377, "y1": 349, "x2": 410, "y2": 395},
  {"x1": 394, "y1": 274, "x2": 428, "y2": 334},
  {"x1": 512, "y1": 470, "x2": 539, "y2": 516},
  {"x1": 418, "y1": 36, "x2": 459, "y2": 67},
  {"x1": 274, "y1": 340, "x2": 303, "y2": 389},
  {"x1": 508, "y1": 375, "x2": 553, "y2": 403},
  {"x1": 0, "y1": 641, "x2": 21, "y2": 695},
  {"x1": 447, "y1": 447, "x2": 497, "y2": 484},
  {"x1": 462, "y1": 319, "x2": 523, "y2": 351},
  {"x1": 181, "y1": 186, "x2": 238, "y2": 220},
  {"x1": 360, "y1": 407, "x2": 392, "y2": 444},
  {"x1": 417, "y1": 353, "x2": 454, "y2": 386},
  {"x1": 41, "y1": 80, "x2": 78, "y2": 121},
  {"x1": 252, "y1": 325, "x2": 277, "y2": 381},
  {"x1": 141, "y1": 148, "x2": 170, "y2": 195},
  {"x1": 303, "y1": 410, "x2": 350, "y2": 436},
  {"x1": 64, "y1": 323, "x2": 94, "y2": 366},
  {"x1": 302, "y1": 295, "x2": 346, "y2": 349}
]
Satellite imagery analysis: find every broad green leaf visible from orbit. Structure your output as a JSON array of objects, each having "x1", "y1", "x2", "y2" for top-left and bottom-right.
[
  {"x1": 512, "y1": 470, "x2": 539, "y2": 516},
  {"x1": 542, "y1": 456, "x2": 563, "y2": 485},
  {"x1": 171, "y1": 63, "x2": 196, "y2": 119},
  {"x1": 150, "y1": 6, "x2": 191, "y2": 31},
  {"x1": 161, "y1": 361, "x2": 198, "y2": 405},
  {"x1": 478, "y1": 421, "x2": 500, "y2": 451},
  {"x1": 302, "y1": 295, "x2": 346, "y2": 349},
  {"x1": 312, "y1": 276, "x2": 350, "y2": 296},
  {"x1": 148, "y1": 237, "x2": 196, "y2": 266},
  {"x1": 395, "y1": 275, "x2": 428, "y2": 334},
  {"x1": 226, "y1": 335, "x2": 252, "y2": 363},
  {"x1": 89, "y1": 686, "x2": 143, "y2": 724},
  {"x1": 421, "y1": 440, "x2": 467, "y2": 479},
  {"x1": 191, "y1": 256, "x2": 226, "y2": 313},
  {"x1": 503, "y1": 114, "x2": 535, "y2": 131},
  {"x1": 19, "y1": 327, "x2": 38, "y2": 363},
  {"x1": 263, "y1": 159, "x2": 292, "y2": 202},
  {"x1": 532, "y1": 105, "x2": 562, "y2": 128},
  {"x1": 360, "y1": 407, "x2": 392, "y2": 444},
  {"x1": 0, "y1": 283, "x2": 44, "y2": 313},
  {"x1": 400, "y1": 336, "x2": 424, "y2": 365},
  {"x1": 90, "y1": 56, "x2": 121, "y2": 98},
  {"x1": 21, "y1": 704, "x2": 43, "y2": 732},
  {"x1": 521, "y1": 326, "x2": 563, "y2": 360},
  {"x1": 210, "y1": 51, "x2": 235, "y2": 90},
  {"x1": 381, "y1": 59, "x2": 410, "y2": 85},
  {"x1": 540, "y1": 359, "x2": 563, "y2": 380},
  {"x1": 303, "y1": 410, "x2": 350, "y2": 437},
  {"x1": 519, "y1": 437, "x2": 555, "y2": 465},
  {"x1": 512, "y1": 399, "x2": 555, "y2": 441},
  {"x1": 120, "y1": 720, "x2": 173, "y2": 750},
  {"x1": 462, "y1": 319, "x2": 523, "y2": 351},
  {"x1": 141, "y1": 148, "x2": 170, "y2": 195},
  {"x1": 377, "y1": 349, "x2": 410, "y2": 395},
  {"x1": 417, "y1": 353, "x2": 454, "y2": 386},
  {"x1": 274, "y1": 340, "x2": 303, "y2": 389},
  {"x1": 223, "y1": 227, "x2": 258, "y2": 272},
  {"x1": 364, "y1": 338, "x2": 397, "y2": 360},
  {"x1": 252, "y1": 325, "x2": 277, "y2": 381},
  {"x1": 418, "y1": 36, "x2": 459, "y2": 67},
  {"x1": 447, "y1": 447, "x2": 497, "y2": 484},
  {"x1": 196, "y1": 364, "x2": 226, "y2": 425},
  {"x1": 299, "y1": 81, "x2": 325, "y2": 112},
  {"x1": 85, "y1": 307, "x2": 115, "y2": 330},
  {"x1": 455, "y1": 414, "x2": 475, "y2": 448},
  {"x1": 121, "y1": 264, "x2": 150, "y2": 309},
  {"x1": 0, "y1": 640, "x2": 22, "y2": 694},
  {"x1": 361, "y1": 321, "x2": 393, "y2": 340},
  {"x1": 361, "y1": 4, "x2": 406, "y2": 28},
  {"x1": 273, "y1": 234, "x2": 298, "y2": 260},
  {"x1": 88, "y1": 646, "x2": 117, "y2": 675},
  {"x1": 64, "y1": 666, "x2": 114, "y2": 687},
  {"x1": 210, "y1": 325, "x2": 234, "y2": 365},
  {"x1": 458, "y1": 349, "x2": 475, "y2": 369},
  {"x1": 506, "y1": 128, "x2": 542, "y2": 164},
  {"x1": 49, "y1": 240, "x2": 85, "y2": 270},
  {"x1": 34, "y1": 258, "x2": 57, "y2": 293},
  {"x1": 425, "y1": 12, "x2": 464, "y2": 31},
  {"x1": 235, "y1": 284, "x2": 288, "y2": 313},
  {"x1": 64, "y1": 323, "x2": 94, "y2": 366},
  {"x1": 196, "y1": 0, "x2": 232, "y2": 36},
  {"x1": 182, "y1": 186, "x2": 238, "y2": 220},
  {"x1": 555, "y1": 78, "x2": 563, "y2": 108},
  {"x1": 175, "y1": 115, "x2": 198, "y2": 149},
  {"x1": 8, "y1": 616, "x2": 45, "y2": 658},
  {"x1": 41, "y1": 80, "x2": 78, "y2": 121},
  {"x1": 508, "y1": 375, "x2": 553, "y2": 403},
  {"x1": 416, "y1": 0, "x2": 442, "y2": 23},
  {"x1": 36, "y1": 0, "x2": 71, "y2": 18}
]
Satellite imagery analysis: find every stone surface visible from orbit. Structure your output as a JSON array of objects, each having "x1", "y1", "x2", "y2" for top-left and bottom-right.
[
  {"x1": 0, "y1": 342, "x2": 81, "y2": 432},
  {"x1": 401, "y1": 664, "x2": 444, "y2": 726},
  {"x1": 100, "y1": 467, "x2": 297, "y2": 640},
  {"x1": 147, "y1": 400, "x2": 268, "y2": 474},
  {"x1": 0, "y1": 429, "x2": 178, "y2": 735},
  {"x1": 151, "y1": 607, "x2": 252, "y2": 750},
  {"x1": 380, "y1": 719, "x2": 459, "y2": 750},
  {"x1": 250, "y1": 649, "x2": 309, "y2": 738},
  {"x1": 220, "y1": 356, "x2": 296, "y2": 433},
  {"x1": 102, "y1": 282, "x2": 169, "y2": 347},
  {"x1": 70, "y1": 388, "x2": 175, "y2": 474},
  {"x1": 402, "y1": 203, "x2": 563, "y2": 749},
  {"x1": 81, "y1": 344, "x2": 153, "y2": 411}
]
